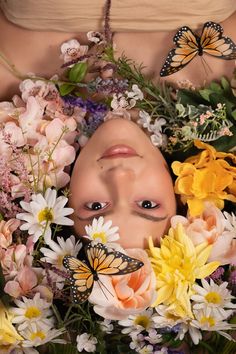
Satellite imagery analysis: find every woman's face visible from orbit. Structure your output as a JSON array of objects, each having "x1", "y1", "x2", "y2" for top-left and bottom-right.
[{"x1": 69, "y1": 119, "x2": 176, "y2": 248}]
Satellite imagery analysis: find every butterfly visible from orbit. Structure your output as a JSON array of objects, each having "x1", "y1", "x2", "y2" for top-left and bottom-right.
[
  {"x1": 63, "y1": 242, "x2": 144, "y2": 303},
  {"x1": 160, "y1": 21, "x2": 236, "y2": 77}
]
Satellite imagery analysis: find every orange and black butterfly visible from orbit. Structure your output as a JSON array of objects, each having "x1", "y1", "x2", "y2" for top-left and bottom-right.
[
  {"x1": 160, "y1": 21, "x2": 236, "y2": 77},
  {"x1": 63, "y1": 242, "x2": 144, "y2": 303}
]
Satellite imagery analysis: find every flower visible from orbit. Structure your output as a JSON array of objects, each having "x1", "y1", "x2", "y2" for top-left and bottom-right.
[
  {"x1": 84, "y1": 217, "x2": 119, "y2": 244},
  {"x1": 19, "y1": 323, "x2": 65, "y2": 347},
  {"x1": 119, "y1": 308, "x2": 157, "y2": 337},
  {"x1": 0, "y1": 218, "x2": 20, "y2": 248},
  {"x1": 148, "y1": 223, "x2": 220, "y2": 318},
  {"x1": 76, "y1": 333, "x2": 98, "y2": 353},
  {"x1": 171, "y1": 202, "x2": 236, "y2": 264},
  {"x1": 87, "y1": 31, "x2": 105, "y2": 44},
  {"x1": 172, "y1": 140, "x2": 236, "y2": 216},
  {"x1": 98, "y1": 319, "x2": 114, "y2": 334},
  {"x1": 191, "y1": 278, "x2": 236, "y2": 316},
  {"x1": 0, "y1": 302, "x2": 23, "y2": 347},
  {"x1": 89, "y1": 248, "x2": 156, "y2": 320},
  {"x1": 40, "y1": 235, "x2": 82, "y2": 269},
  {"x1": 11, "y1": 293, "x2": 53, "y2": 331},
  {"x1": 16, "y1": 188, "x2": 74, "y2": 242},
  {"x1": 60, "y1": 39, "x2": 88, "y2": 65}
]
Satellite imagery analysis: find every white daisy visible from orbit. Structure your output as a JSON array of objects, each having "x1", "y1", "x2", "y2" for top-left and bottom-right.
[
  {"x1": 16, "y1": 188, "x2": 74, "y2": 242},
  {"x1": 153, "y1": 304, "x2": 183, "y2": 329},
  {"x1": 84, "y1": 217, "x2": 119, "y2": 244},
  {"x1": 176, "y1": 321, "x2": 202, "y2": 345},
  {"x1": 11, "y1": 293, "x2": 53, "y2": 331},
  {"x1": 191, "y1": 307, "x2": 236, "y2": 340},
  {"x1": 40, "y1": 235, "x2": 82, "y2": 269},
  {"x1": 76, "y1": 333, "x2": 98, "y2": 353},
  {"x1": 119, "y1": 308, "x2": 156, "y2": 336},
  {"x1": 191, "y1": 278, "x2": 236, "y2": 317},
  {"x1": 20, "y1": 323, "x2": 65, "y2": 347}
]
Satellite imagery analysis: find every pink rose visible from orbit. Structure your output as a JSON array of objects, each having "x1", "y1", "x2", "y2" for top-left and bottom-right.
[
  {"x1": 0, "y1": 218, "x2": 20, "y2": 248},
  {"x1": 89, "y1": 248, "x2": 156, "y2": 320},
  {"x1": 171, "y1": 202, "x2": 236, "y2": 264}
]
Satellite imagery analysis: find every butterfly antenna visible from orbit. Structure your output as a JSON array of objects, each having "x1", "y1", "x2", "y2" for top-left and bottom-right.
[
  {"x1": 97, "y1": 278, "x2": 114, "y2": 299},
  {"x1": 201, "y1": 56, "x2": 213, "y2": 76}
]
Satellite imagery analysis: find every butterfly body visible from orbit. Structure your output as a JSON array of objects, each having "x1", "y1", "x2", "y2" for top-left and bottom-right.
[
  {"x1": 160, "y1": 21, "x2": 236, "y2": 77},
  {"x1": 63, "y1": 242, "x2": 144, "y2": 303}
]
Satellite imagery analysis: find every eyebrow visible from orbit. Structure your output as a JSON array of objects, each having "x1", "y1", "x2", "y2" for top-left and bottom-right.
[{"x1": 76, "y1": 210, "x2": 168, "y2": 222}]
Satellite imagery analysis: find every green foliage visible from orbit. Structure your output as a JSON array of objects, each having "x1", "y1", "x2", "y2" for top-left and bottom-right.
[{"x1": 68, "y1": 62, "x2": 88, "y2": 83}]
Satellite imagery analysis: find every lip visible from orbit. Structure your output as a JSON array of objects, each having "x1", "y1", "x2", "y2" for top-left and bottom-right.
[{"x1": 100, "y1": 144, "x2": 139, "y2": 159}]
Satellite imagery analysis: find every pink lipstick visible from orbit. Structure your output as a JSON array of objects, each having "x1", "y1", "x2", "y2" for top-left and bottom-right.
[{"x1": 101, "y1": 144, "x2": 139, "y2": 159}]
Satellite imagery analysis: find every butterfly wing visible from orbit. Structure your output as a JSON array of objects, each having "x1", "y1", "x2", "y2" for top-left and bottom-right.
[
  {"x1": 160, "y1": 26, "x2": 199, "y2": 76},
  {"x1": 200, "y1": 21, "x2": 236, "y2": 59},
  {"x1": 63, "y1": 255, "x2": 94, "y2": 303},
  {"x1": 86, "y1": 242, "x2": 144, "y2": 276}
]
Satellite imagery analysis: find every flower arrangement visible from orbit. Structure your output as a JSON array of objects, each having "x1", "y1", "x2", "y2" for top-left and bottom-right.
[{"x1": 0, "y1": 27, "x2": 236, "y2": 354}]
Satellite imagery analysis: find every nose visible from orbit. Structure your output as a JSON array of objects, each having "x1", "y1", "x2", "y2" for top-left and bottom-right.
[{"x1": 102, "y1": 164, "x2": 135, "y2": 201}]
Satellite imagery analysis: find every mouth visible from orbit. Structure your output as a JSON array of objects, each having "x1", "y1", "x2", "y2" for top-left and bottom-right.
[{"x1": 100, "y1": 144, "x2": 139, "y2": 159}]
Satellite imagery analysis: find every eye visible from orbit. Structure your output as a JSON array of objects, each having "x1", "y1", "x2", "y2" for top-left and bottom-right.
[
  {"x1": 137, "y1": 200, "x2": 159, "y2": 209},
  {"x1": 85, "y1": 202, "x2": 108, "y2": 211}
]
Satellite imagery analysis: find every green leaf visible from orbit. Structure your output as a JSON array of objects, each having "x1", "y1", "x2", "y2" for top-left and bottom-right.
[
  {"x1": 199, "y1": 89, "x2": 212, "y2": 101},
  {"x1": 59, "y1": 84, "x2": 74, "y2": 96},
  {"x1": 47, "y1": 343, "x2": 78, "y2": 354},
  {"x1": 221, "y1": 77, "x2": 230, "y2": 91},
  {"x1": 231, "y1": 109, "x2": 236, "y2": 120},
  {"x1": 209, "y1": 81, "x2": 222, "y2": 92},
  {"x1": 69, "y1": 62, "x2": 88, "y2": 83}
]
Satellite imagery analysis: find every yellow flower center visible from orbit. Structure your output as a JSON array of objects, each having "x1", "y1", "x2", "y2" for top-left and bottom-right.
[
  {"x1": 38, "y1": 207, "x2": 54, "y2": 223},
  {"x1": 200, "y1": 316, "x2": 215, "y2": 327},
  {"x1": 205, "y1": 291, "x2": 222, "y2": 304},
  {"x1": 25, "y1": 306, "x2": 41, "y2": 319},
  {"x1": 92, "y1": 232, "x2": 107, "y2": 243},
  {"x1": 134, "y1": 315, "x2": 150, "y2": 330},
  {"x1": 30, "y1": 331, "x2": 46, "y2": 341}
]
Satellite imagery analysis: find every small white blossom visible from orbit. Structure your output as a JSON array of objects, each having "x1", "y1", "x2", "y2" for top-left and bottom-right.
[
  {"x1": 87, "y1": 31, "x2": 105, "y2": 44},
  {"x1": 60, "y1": 39, "x2": 88, "y2": 65},
  {"x1": 40, "y1": 235, "x2": 82, "y2": 269},
  {"x1": 76, "y1": 333, "x2": 98, "y2": 353},
  {"x1": 84, "y1": 217, "x2": 119, "y2": 244},
  {"x1": 16, "y1": 188, "x2": 74, "y2": 243},
  {"x1": 138, "y1": 110, "x2": 152, "y2": 130},
  {"x1": 224, "y1": 211, "x2": 236, "y2": 233}
]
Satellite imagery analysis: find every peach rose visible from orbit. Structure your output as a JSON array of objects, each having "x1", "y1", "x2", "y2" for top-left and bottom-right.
[
  {"x1": 89, "y1": 248, "x2": 156, "y2": 320},
  {"x1": 171, "y1": 202, "x2": 236, "y2": 264},
  {"x1": 0, "y1": 219, "x2": 20, "y2": 248}
]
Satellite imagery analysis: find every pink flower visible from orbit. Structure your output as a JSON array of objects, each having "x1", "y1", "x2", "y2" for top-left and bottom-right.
[
  {"x1": 4, "y1": 265, "x2": 38, "y2": 298},
  {"x1": 60, "y1": 39, "x2": 88, "y2": 64},
  {"x1": 0, "y1": 218, "x2": 20, "y2": 248},
  {"x1": 171, "y1": 202, "x2": 236, "y2": 264},
  {"x1": 0, "y1": 244, "x2": 32, "y2": 280},
  {"x1": 89, "y1": 249, "x2": 156, "y2": 320}
]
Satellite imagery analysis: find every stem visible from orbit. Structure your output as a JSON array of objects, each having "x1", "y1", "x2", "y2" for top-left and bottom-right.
[{"x1": 0, "y1": 51, "x2": 25, "y2": 79}]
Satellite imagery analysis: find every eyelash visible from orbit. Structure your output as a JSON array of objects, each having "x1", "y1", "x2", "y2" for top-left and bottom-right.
[{"x1": 85, "y1": 200, "x2": 160, "y2": 211}]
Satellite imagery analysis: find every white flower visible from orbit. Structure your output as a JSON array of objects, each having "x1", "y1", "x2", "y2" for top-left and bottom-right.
[
  {"x1": 11, "y1": 293, "x2": 53, "y2": 331},
  {"x1": 127, "y1": 84, "x2": 144, "y2": 101},
  {"x1": 191, "y1": 278, "x2": 236, "y2": 316},
  {"x1": 149, "y1": 118, "x2": 166, "y2": 134},
  {"x1": 40, "y1": 235, "x2": 82, "y2": 269},
  {"x1": 99, "y1": 319, "x2": 114, "y2": 333},
  {"x1": 84, "y1": 217, "x2": 119, "y2": 244},
  {"x1": 76, "y1": 333, "x2": 97, "y2": 353},
  {"x1": 20, "y1": 323, "x2": 65, "y2": 347},
  {"x1": 176, "y1": 321, "x2": 202, "y2": 345},
  {"x1": 144, "y1": 329, "x2": 162, "y2": 345},
  {"x1": 224, "y1": 211, "x2": 236, "y2": 233},
  {"x1": 16, "y1": 188, "x2": 74, "y2": 243},
  {"x1": 138, "y1": 344, "x2": 154, "y2": 354},
  {"x1": 150, "y1": 133, "x2": 166, "y2": 148},
  {"x1": 191, "y1": 307, "x2": 235, "y2": 338},
  {"x1": 138, "y1": 110, "x2": 152, "y2": 130},
  {"x1": 87, "y1": 31, "x2": 105, "y2": 44},
  {"x1": 10, "y1": 346, "x2": 39, "y2": 354},
  {"x1": 60, "y1": 39, "x2": 88, "y2": 64},
  {"x1": 119, "y1": 308, "x2": 156, "y2": 336}
]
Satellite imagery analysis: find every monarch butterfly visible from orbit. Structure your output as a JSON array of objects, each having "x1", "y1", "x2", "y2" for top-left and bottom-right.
[
  {"x1": 63, "y1": 242, "x2": 144, "y2": 303},
  {"x1": 160, "y1": 21, "x2": 236, "y2": 77}
]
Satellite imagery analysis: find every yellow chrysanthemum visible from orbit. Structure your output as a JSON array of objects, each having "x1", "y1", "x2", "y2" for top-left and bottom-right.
[
  {"x1": 0, "y1": 302, "x2": 23, "y2": 347},
  {"x1": 172, "y1": 140, "x2": 236, "y2": 216},
  {"x1": 148, "y1": 223, "x2": 220, "y2": 318}
]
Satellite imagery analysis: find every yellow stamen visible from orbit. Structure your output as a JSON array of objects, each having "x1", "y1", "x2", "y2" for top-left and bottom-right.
[
  {"x1": 134, "y1": 315, "x2": 150, "y2": 330},
  {"x1": 205, "y1": 291, "x2": 222, "y2": 304},
  {"x1": 38, "y1": 207, "x2": 54, "y2": 223},
  {"x1": 200, "y1": 316, "x2": 215, "y2": 327},
  {"x1": 92, "y1": 232, "x2": 107, "y2": 243},
  {"x1": 30, "y1": 331, "x2": 46, "y2": 341},
  {"x1": 25, "y1": 307, "x2": 41, "y2": 319}
]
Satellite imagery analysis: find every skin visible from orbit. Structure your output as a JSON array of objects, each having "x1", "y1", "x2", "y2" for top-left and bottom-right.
[
  {"x1": 69, "y1": 118, "x2": 177, "y2": 249},
  {"x1": 0, "y1": 10, "x2": 236, "y2": 100}
]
